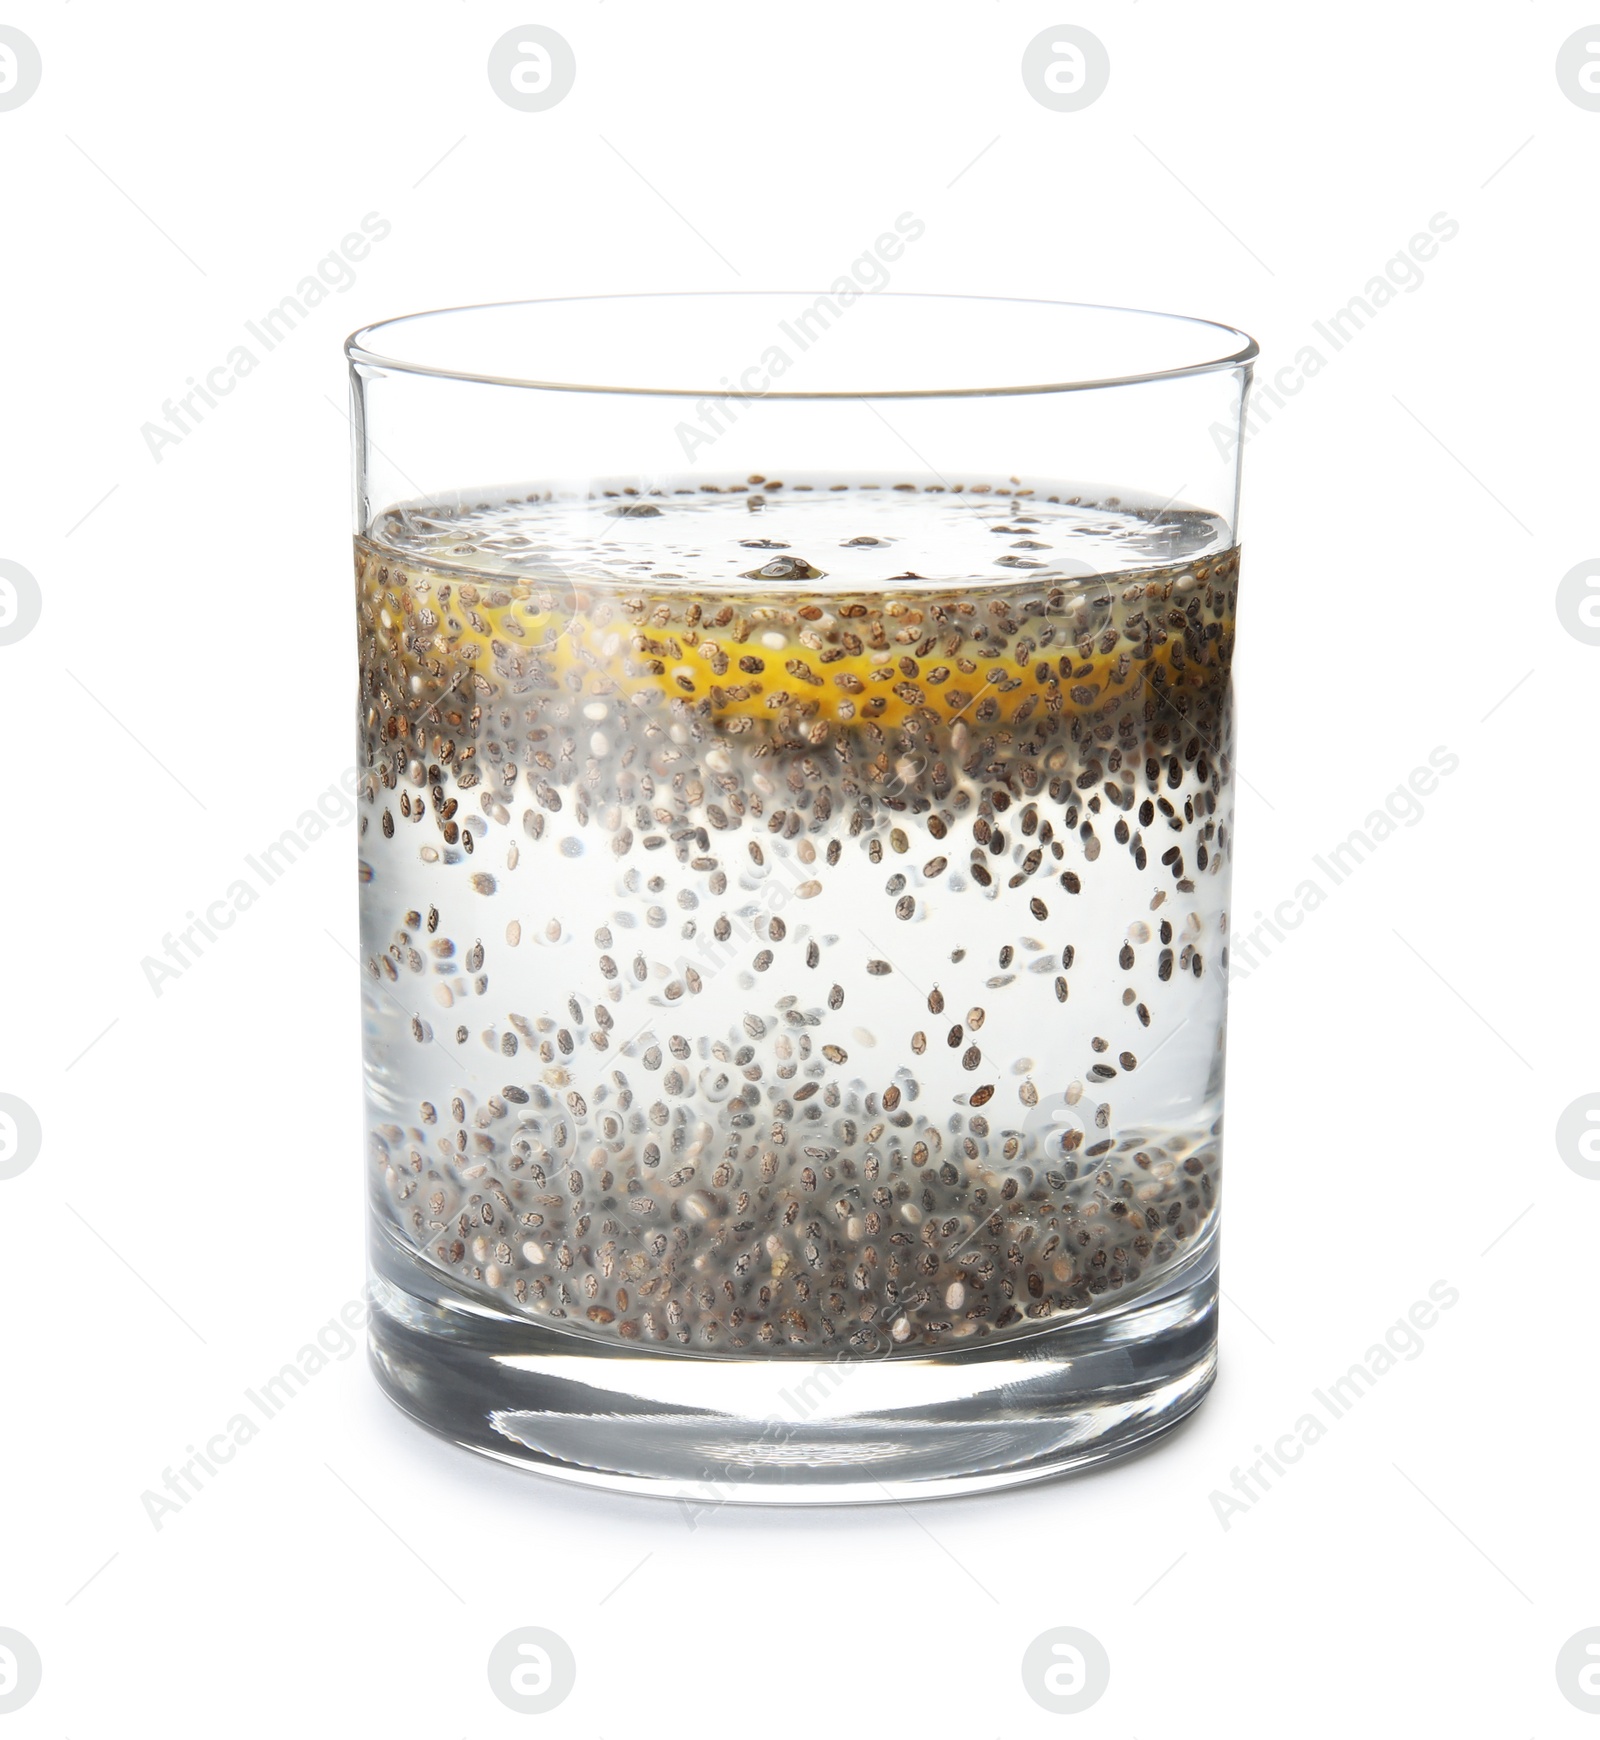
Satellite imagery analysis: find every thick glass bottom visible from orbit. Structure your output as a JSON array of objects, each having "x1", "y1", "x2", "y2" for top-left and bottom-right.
[{"x1": 367, "y1": 1220, "x2": 1217, "y2": 1505}]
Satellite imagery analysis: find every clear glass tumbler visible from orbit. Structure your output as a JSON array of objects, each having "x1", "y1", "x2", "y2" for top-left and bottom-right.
[{"x1": 347, "y1": 293, "x2": 1255, "y2": 1502}]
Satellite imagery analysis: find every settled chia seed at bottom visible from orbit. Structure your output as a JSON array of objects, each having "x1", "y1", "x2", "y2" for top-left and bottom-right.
[{"x1": 357, "y1": 477, "x2": 1236, "y2": 1355}]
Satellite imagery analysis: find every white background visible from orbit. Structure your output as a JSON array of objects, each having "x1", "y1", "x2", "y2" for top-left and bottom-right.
[{"x1": 2, "y1": 2, "x2": 1596, "y2": 1733}]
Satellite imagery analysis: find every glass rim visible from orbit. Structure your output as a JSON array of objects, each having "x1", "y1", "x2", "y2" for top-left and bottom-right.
[{"x1": 345, "y1": 291, "x2": 1258, "y2": 402}]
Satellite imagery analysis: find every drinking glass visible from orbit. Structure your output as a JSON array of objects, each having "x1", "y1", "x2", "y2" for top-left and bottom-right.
[{"x1": 346, "y1": 293, "x2": 1255, "y2": 1502}]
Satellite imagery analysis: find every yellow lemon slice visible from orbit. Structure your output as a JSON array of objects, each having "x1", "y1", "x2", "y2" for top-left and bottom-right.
[{"x1": 356, "y1": 542, "x2": 1238, "y2": 746}]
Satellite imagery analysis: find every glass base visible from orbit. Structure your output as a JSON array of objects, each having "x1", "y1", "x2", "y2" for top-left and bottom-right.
[{"x1": 367, "y1": 1221, "x2": 1217, "y2": 1505}]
